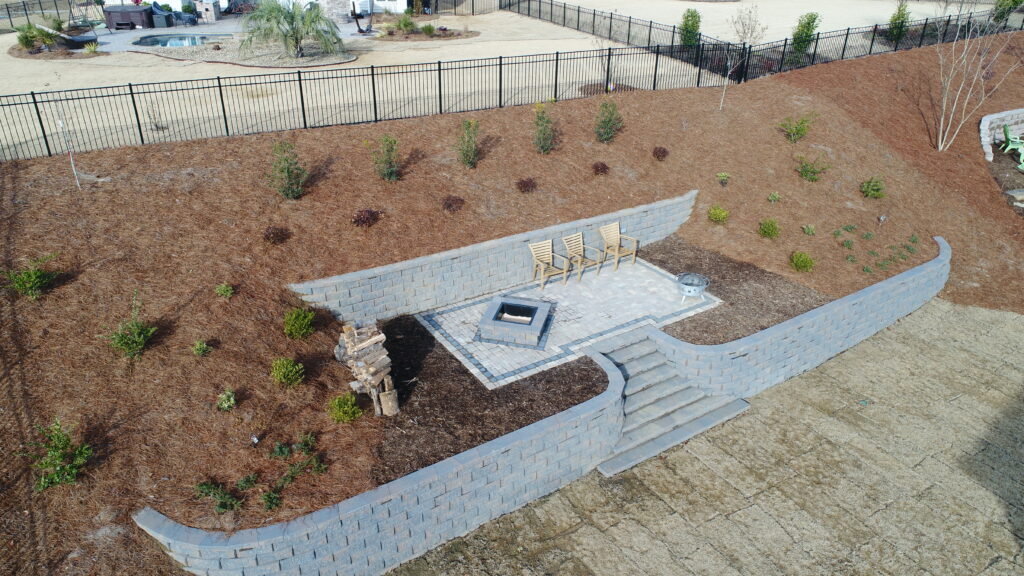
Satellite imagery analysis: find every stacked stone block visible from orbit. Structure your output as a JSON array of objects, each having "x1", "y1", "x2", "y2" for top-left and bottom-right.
[{"x1": 980, "y1": 108, "x2": 1024, "y2": 162}]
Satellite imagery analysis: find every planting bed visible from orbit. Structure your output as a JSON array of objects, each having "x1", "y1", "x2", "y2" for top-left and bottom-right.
[{"x1": 1, "y1": 36, "x2": 1023, "y2": 575}]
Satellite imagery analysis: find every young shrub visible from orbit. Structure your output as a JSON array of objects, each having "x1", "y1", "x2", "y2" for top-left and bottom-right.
[
  {"x1": 216, "y1": 388, "x2": 236, "y2": 411},
  {"x1": 862, "y1": 232, "x2": 875, "y2": 240},
  {"x1": 442, "y1": 195, "x2": 465, "y2": 213},
  {"x1": 778, "y1": 114, "x2": 814, "y2": 142},
  {"x1": 516, "y1": 178, "x2": 538, "y2": 193},
  {"x1": 105, "y1": 293, "x2": 157, "y2": 359},
  {"x1": 707, "y1": 205, "x2": 730, "y2": 224},
  {"x1": 294, "y1": 431, "x2": 317, "y2": 455},
  {"x1": 283, "y1": 307, "x2": 315, "y2": 339},
  {"x1": 595, "y1": 100, "x2": 623, "y2": 143},
  {"x1": 191, "y1": 339, "x2": 212, "y2": 357},
  {"x1": 15, "y1": 25, "x2": 37, "y2": 49},
  {"x1": 195, "y1": 481, "x2": 242, "y2": 514},
  {"x1": 652, "y1": 147, "x2": 669, "y2": 161},
  {"x1": 271, "y1": 441, "x2": 292, "y2": 459},
  {"x1": 795, "y1": 156, "x2": 829, "y2": 182},
  {"x1": 679, "y1": 8, "x2": 701, "y2": 46},
  {"x1": 215, "y1": 283, "x2": 234, "y2": 299},
  {"x1": 790, "y1": 251, "x2": 814, "y2": 272},
  {"x1": 533, "y1": 103, "x2": 556, "y2": 154},
  {"x1": 263, "y1": 226, "x2": 292, "y2": 245},
  {"x1": 767, "y1": 192, "x2": 781, "y2": 204},
  {"x1": 84, "y1": 41, "x2": 99, "y2": 54},
  {"x1": 421, "y1": 23, "x2": 435, "y2": 36},
  {"x1": 236, "y1": 473, "x2": 257, "y2": 491},
  {"x1": 271, "y1": 358, "x2": 305, "y2": 387},
  {"x1": 371, "y1": 135, "x2": 400, "y2": 181},
  {"x1": 716, "y1": 172, "x2": 730, "y2": 186},
  {"x1": 268, "y1": 141, "x2": 308, "y2": 200},
  {"x1": 592, "y1": 161, "x2": 610, "y2": 175},
  {"x1": 860, "y1": 177, "x2": 885, "y2": 199},
  {"x1": 802, "y1": 224, "x2": 816, "y2": 236},
  {"x1": 842, "y1": 239, "x2": 854, "y2": 250},
  {"x1": 261, "y1": 491, "x2": 282, "y2": 510},
  {"x1": 29, "y1": 419, "x2": 92, "y2": 491},
  {"x1": 887, "y1": 0, "x2": 910, "y2": 45},
  {"x1": 456, "y1": 119, "x2": 479, "y2": 168},
  {"x1": 352, "y1": 209, "x2": 383, "y2": 228},
  {"x1": 758, "y1": 219, "x2": 780, "y2": 239},
  {"x1": 791, "y1": 12, "x2": 820, "y2": 56},
  {"x1": 328, "y1": 393, "x2": 364, "y2": 423},
  {"x1": 3, "y1": 253, "x2": 58, "y2": 300}
]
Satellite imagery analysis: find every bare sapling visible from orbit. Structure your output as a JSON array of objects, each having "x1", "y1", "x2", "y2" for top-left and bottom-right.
[{"x1": 720, "y1": 5, "x2": 768, "y2": 111}]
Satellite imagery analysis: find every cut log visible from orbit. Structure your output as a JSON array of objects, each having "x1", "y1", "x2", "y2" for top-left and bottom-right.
[{"x1": 350, "y1": 333, "x2": 386, "y2": 353}]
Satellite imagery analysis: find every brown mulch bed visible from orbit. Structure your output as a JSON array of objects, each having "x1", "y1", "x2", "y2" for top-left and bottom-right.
[
  {"x1": 7, "y1": 44, "x2": 107, "y2": 59},
  {"x1": 989, "y1": 150, "x2": 1024, "y2": 191},
  {"x1": 375, "y1": 29, "x2": 481, "y2": 41},
  {"x1": 373, "y1": 317, "x2": 607, "y2": 484},
  {"x1": 2, "y1": 36, "x2": 1024, "y2": 575},
  {"x1": 642, "y1": 235, "x2": 832, "y2": 345}
]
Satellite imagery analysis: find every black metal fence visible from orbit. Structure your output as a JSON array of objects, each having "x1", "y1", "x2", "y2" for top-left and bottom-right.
[
  {"x1": 433, "y1": 0, "x2": 499, "y2": 16},
  {"x1": 1, "y1": 0, "x2": 72, "y2": 28}
]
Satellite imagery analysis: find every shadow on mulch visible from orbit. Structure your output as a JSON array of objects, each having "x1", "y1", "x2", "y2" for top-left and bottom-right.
[
  {"x1": 643, "y1": 235, "x2": 833, "y2": 345},
  {"x1": 373, "y1": 316, "x2": 608, "y2": 484}
]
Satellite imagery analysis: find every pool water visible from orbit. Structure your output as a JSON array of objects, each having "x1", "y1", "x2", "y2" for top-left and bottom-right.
[{"x1": 133, "y1": 34, "x2": 231, "y2": 47}]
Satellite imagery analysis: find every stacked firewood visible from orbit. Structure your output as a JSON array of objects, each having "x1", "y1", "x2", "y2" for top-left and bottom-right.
[{"x1": 334, "y1": 323, "x2": 399, "y2": 417}]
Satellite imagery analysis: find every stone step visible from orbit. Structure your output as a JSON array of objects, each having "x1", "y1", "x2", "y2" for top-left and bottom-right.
[
  {"x1": 606, "y1": 339, "x2": 659, "y2": 366},
  {"x1": 623, "y1": 386, "x2": 706, "y2": 433},
  {"x1": 1006, "y1": 190, "x2": 1024, "y2": 202},
  {"x1": 625, "y1": 375, "x2": 694, "y2": 414},
  {"x1": 618, "y1": 350, "x2": 669, "y2": 379},
  {"x1": 614, "y1": 395, "x2": 736, "y2": 454},
  {"x1": 598, "y1": 399, "x2": 750, "y2": 477},
  {"x1": 624, "y1": 364, "x2": 677, "y2": 395}
]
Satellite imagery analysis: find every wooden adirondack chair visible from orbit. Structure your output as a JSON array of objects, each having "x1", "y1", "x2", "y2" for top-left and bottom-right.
[
  {"x1": 598, "y1": 222, "x2": 638, "y2": 271},
  {"x1": 528, "y1": 240, "x2": 569, "y2": 289},
  {"x1": 1001, "y1": 125, "x2": 1024, "y2": 155},
  {"x1": 562, "y1": 232, "x2": 602, "y2": 282}
]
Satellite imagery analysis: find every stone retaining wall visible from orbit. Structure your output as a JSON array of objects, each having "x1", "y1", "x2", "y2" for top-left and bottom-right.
[
  {"x1": 290, "y1": 193, "x2": 697, "y2": 324},
  {"x1": 134, "y1": 352, "x2": 626, "y2": 576},
  {"x1": 980, "y1": 108, "x2": 1024, "y2": 161},
  {"x1": 647, "y1": 237, "x2": 951, "y2": 398}
]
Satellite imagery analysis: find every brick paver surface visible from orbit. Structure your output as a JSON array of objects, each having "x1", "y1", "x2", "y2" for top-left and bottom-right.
[{"x1": 391, "y1": 298, "x2": 1024, "y2": 575}]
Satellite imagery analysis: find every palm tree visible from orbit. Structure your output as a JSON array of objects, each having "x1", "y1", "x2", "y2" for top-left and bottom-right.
[{"x1": 242, "y1": 0, "x2": 343, "y2": 58}]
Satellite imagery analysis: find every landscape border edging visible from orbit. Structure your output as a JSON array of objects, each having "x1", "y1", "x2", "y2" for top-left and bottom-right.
[{"x1": 980, "y1": 108, "x2": 1024, "y2": 161}]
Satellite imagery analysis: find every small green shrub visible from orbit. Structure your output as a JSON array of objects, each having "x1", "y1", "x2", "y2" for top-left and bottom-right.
[
  {"x1": 294, "y1": 432, "x2": 317, "y2": 455},
  {"x1": 456, "y1": 119, "x2": 479, "y2": 168},
  {"x1": 328, "y1": 393, "x2": 364, "y2": 423},
  {"x1": 767, "y1": 192, "x2": 781, "y2": 204},
  {"x1": 680, "y1": 8, "x2": 701, "y2": 46},
  {"x1": 283, "y1": 307, "x2": 315, "y2": 339},
  {"x1": 215, "y1": 283, "x2": 234, "y2": 299},
  {"x1": 3, "y1": 253, "x2": 58, "y2": 300},
  {"x1": 860, "y1": 177, "x2": 885, "y2": 199},
  {"x1": 758, "y1": 219, "x2": 780, "y2": 239},
  {"x1": 216, "y1": 388, "x2": 236, "y2": 411},
  {"x1": 271, "y1": 358, "x2": 304, "y2": 387},
  {"x1": 595, "y1": 100, "x2": 623, "y2": 143},
  {"x1": 191, "y1": 340, "x2": 212, "y2": 357},
  {"x1": 861, "y1": 232, "x2": 874, "y2": 240},
  {"x1": 715, "y1": 172, "x2": 730, "y2": 186},
  {"x1": 105, "y1": 293, "x2": 157, "y2": 358},
  {"x1": 395, "y1": 13, "x2": 417, "y2": 33},
  {"x1": 796, "y1": 156, "x2": 829, "y2": 182},
  {"x1": 832, "y1": 229, "x2": 843, "y2": 237},
  {"x1": 421, "y1": 23, "x2": 435, "y2": 36},
  {"x1": 48, "y1": 16, "x2": 63, "y2": 32},
  {"x1": 236, "y1": 474, "x2": 257, "y2": 491},
  {"x1": 195, "y1": 481, "x2": 242, "y2": 514},
  {"x1": 904, "y1": 243, "x2": 917, "y2": 254},
  {"x1": 371, "y1": 135, "x2": 401, "y2": 181},
  {"x1": 845, "y1": 254, "x2": 857, "y2": 263},
  {"x1": 994, "y1": 0, "x2": 1023, "y2": 22},
  {"x1": 909, "y1": 234, "x2": 919, "y2": 244},
  {"x1": 28, "y1": 419, "x2": 91, "y2": 491},
  {"x1": 842, "y1": 224, "x2": 857, "y2": 232},
  {"x1": 779, "y1": 114, "x2": 814, "y2": 143},
  {"x1": 533, "y1": 103, "x2": 556, "y2": 154},
  {"x1": 268, "y1": 141, "x2": 308, "y2": 200},
  {"x1": 802, "y1": 225, "x2": 816, "y2": 236},
  {"x1": 868, "y1": 250, "x2": 880, "y2": 257},
  {"x1": 261, "y1": 491, "x2": 282, "y2": 510},
  {"x1": 84, "y1": 41, "x2": 99, "y2": 54},
  {"x1": 887, "y1": 0, "x2": 910, "y2": 44},
  {"x1": 271, "y1": 441, "x2": 292, "y2": 459},
  {"x1": 792, "y1": 12, "x2": 820, "y2": 55},
  {"x1": 790, "y1": 251, "x2": 814, "y2": 272},
  {"x1": 15, "y1": 24, "x2": 37, "y2": 49},
  {"x1": 862, "y1": 266, "x2": 874, "y2": 274},
  {"x1": 842, "y1": 239, "x2": 854, "y2": 250},
  {"x1": 181, "y1": 3, "x2": 195, "y2": 13}
]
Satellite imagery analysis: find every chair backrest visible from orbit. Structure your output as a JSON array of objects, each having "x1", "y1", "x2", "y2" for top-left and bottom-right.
[
  {"x1": 599, "y1": 222, "x2": 620, "y2": 247},
  {"x1": 562, "y1": 232, "x2": 584, "y2": 258},
  {"x1": 528, "y1": 240, "x2": 553, "y2": 265}
]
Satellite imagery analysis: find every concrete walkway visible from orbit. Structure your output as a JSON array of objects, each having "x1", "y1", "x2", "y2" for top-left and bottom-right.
[{"x1": 391, "y1": 298, "x2": 1024, "y2": 575}]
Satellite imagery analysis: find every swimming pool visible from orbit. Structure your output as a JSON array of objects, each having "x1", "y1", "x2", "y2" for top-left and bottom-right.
[{"x1": 132, "y1": 34, "x2": 232, "y2": 47}]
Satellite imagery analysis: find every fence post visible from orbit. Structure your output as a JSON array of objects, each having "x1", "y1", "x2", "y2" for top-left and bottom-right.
[
  {"x1": 592, "y1": 9, "x2": 596, "y2": 35},
  {"x1": 840, "y1": 27, "x2": 850, "y2": 59},
  {"x1": 497, "y1": 56, "x2": 503, "y2": 107},
  {"x1": 561, "y1": 1, "x2": 565, "y2": 26},
  {"x1": 868, "y1": 25, "x2": 877, "y2": 54},
  {"x1": 472, "y1": 0, "x2": 475, "y2": 15},
  {"x1": 553, "y1": 51, "x2": 559, "y2": 100},
  {"x1": 626, "y1": 16, "x2": 632, "y2": 44},
  {"x1": 695, "y1": 43, "x2": 704, "y2": 87},
  {"x1": 646, "y1": 20, "x2": 652, "y2": 46},
  {"x1": 6, "y1": 5, "x2": 13, "y2": 27},
  {"x1": 370, "y1": 65, "x2": 379, "y2": 122},
  {"x1": 215, "y1": 77, "x2": 229, "y2": 137},
  {"x1": 576, "y1": 4, "x2": 579, "y2": 30},
  {"x1": 437, "y1": 61, "x2": 443, "y2": 114},
  {"x1": 30, "y1": 91, "x2": 51, "y2": 157},
  {"x1": 296, "y1": 71, "x2": 307, "y2": 129},
  {"x1": 919, "y1": 18, "x2": 928, "y2": 47},
  {"x1": 671, "y1": 24, "x2": 676, "y2": 44},
  {"x1": 127, "y1": 83, "x2": 144, "y2": 145},
  {"x1": 604, "y1": 47, "x2": 612, "y2": 92},
  {"x1": 52, "y1": 0, "x2": 58, "y2": 13},
  {"x1": 942, "y1": 15, "x2": 951, "y2": 41},
  {"x1": 652, "y1": 44, "x2": 660, "y2": 90},
  {"x1": 23, "y1": 1, "x2": 30, "y2": 24},
  {"x1": 740, "y1": 44, "x2": 752, "y2": 82},
  {"x1": 810, "y1": 32, "x2": 820, "y2": 64},
  {"x1": 778, "y1": 37, "x2": 788, "y2": 72},
  {"x1": 607, "y1": 13, "x2": 612, "y2": 39}
]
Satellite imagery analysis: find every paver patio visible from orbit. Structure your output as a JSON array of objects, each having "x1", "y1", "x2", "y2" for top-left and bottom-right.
[{"x1": 392, "y1": 298, "x2": 1024, "y2": 575}]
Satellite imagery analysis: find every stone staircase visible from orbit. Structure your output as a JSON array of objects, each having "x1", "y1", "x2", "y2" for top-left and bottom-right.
[{"x1": 598, "y1": 336, "x2": 749, "y2": 476}]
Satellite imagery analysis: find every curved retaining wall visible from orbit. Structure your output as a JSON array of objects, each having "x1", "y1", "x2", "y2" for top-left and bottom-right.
[
  {"x1": 134, "y1": 352, "x2": 626, "y2": 576},
  {"x1": 645, "y1": 237, "x2": 951, "y2": 398},
  {"x1": 980, "y1": 108, "x2": 1024, "y2": 162}
]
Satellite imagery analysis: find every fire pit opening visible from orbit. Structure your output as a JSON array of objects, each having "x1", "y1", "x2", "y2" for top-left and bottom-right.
[
  {"x1": 478, "y1": 296, "x2": 553, "y2": 348},
  {"x1": 495, "y1": 303, "x2": 537, "y2": 325}
]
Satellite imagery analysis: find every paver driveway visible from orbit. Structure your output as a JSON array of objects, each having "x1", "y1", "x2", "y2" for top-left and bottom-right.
[{"x1": 391, "y1": 298, "x2": 1024, "y2": 575}]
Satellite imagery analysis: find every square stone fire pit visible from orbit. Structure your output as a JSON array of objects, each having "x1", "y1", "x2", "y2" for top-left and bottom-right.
[{"x1": 478, "y1": 296, "x2": 552, "y2": 348}]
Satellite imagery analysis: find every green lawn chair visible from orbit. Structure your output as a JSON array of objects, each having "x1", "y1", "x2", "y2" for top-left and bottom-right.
[{"x1": 1001, "y1": 124, "x2": 1024, "y2": 155}]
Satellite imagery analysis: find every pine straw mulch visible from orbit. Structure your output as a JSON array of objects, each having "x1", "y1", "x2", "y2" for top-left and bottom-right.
[{"x1": 1, "y1": 34, "x2": 1023, "y2": 575}]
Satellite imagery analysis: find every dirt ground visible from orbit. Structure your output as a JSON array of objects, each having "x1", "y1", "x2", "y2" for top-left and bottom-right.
[{"x1": 1, "y1": 36, "x2": 1023, "y2": 575}]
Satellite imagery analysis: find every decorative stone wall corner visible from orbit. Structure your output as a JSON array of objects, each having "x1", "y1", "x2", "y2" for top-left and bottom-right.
[{"x1": 980, "y1": 109, "x2": 1024, "y2": 161}]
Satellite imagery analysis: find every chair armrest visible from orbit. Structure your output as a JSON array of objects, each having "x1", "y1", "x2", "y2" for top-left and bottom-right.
[
  {"x1": 552, "y1": 253, "x2": 570, "y2": 266},
  {"x1": 582, "y1": 244, "x2": 602, "y2": 257},
  {"x1": 620, "y1": 234, "x2": 639, "y2": 248}
]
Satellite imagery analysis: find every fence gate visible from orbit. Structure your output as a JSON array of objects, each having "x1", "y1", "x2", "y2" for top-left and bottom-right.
[{"x1": 431, "y1": 0, "x2": 498, "y2": 16}]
